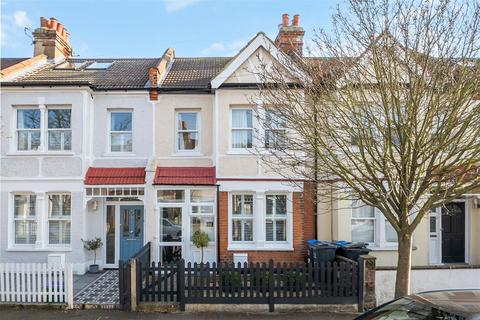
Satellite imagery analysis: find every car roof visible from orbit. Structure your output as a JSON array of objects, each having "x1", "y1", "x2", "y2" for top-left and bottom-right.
[{"x1": 410, "y1": 290, "x2": 480, "y2": 318}]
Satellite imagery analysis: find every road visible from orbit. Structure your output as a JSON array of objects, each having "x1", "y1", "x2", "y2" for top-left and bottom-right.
[{"x1": 0, "y1": 309, "x2": 357, "y2": 320}]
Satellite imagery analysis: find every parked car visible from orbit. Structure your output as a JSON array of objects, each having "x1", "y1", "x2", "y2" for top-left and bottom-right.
[{"x1": 355, "y1": 290, "x2": 480, "y2": 320}]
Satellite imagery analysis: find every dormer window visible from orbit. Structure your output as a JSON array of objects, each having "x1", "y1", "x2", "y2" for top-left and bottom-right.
[
  {"x1": 86, "y1": 62, "x2": 113, "y2": 70},
  {"x1": 54, "y1": 61, "x2": 87, "y2": 70}
]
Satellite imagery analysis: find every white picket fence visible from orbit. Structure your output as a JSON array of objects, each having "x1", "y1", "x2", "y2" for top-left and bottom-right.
[{"x1": 0, "y1": 263, "x2": 73, "y2": 308}]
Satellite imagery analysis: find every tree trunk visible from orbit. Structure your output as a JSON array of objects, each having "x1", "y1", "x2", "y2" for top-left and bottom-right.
[{"x1": 395, "y1": 233, "x2": 412, "y2": 298}]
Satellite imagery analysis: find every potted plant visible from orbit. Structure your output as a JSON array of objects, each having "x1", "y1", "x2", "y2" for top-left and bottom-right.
[
  {"x1": 82, "y1": 238, "x2": 103, "y2": 273},
  {"x1": 192, "y1": 231, "x2": 209, "y2": 263}
]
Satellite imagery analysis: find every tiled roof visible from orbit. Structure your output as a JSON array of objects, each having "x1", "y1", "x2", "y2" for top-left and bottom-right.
[
  {"x1": 7, "y1": 58, "x2": 160, "y2": 89},
  {"x1": 154, "y1": 167, "x2": 216, "y2": 185},
  {"x1": 160, "y1": 57, "x2": 231, "y2": 90},
  {"x1": 1, "y1": 58, "x2": 29, "y2": 70},
  {"x1": 85, "y1": 167, "x2": 146, "y2": 185}
]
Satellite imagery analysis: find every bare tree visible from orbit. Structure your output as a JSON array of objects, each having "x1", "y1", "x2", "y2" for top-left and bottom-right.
[{"x1": 254, "y1": 0, "x2": 480, "y2": 297}]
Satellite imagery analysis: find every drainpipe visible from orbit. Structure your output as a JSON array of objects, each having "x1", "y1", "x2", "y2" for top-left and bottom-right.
[{"x1": 216, "y1": 184, "x2": 220, "y2": 263}]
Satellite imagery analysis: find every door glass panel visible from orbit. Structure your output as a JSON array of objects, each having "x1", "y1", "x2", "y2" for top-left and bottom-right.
[
  {"x1": 122, "y1": 208, "x2": 141, "y2": 240},
  {"x1": 106, "y1": 205, "x2": 115, "y2": 264},
  {"x1": 160, "y1": 207, "x2": 182, "y2": 242}
]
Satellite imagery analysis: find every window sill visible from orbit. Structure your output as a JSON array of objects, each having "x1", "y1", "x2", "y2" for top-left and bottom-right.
[
  {"x1": 6, "y1": 151, "x2": 75, "y2": 156},
  {"x1": 228, "y1": 243, "x2": 294, "y2": 251},
  {"x1": 102, "y1": 152, "x2": 137, "y2": 157},
  {"x1": 369, "y1": 245, "x2": 417, "y2": 252},
  {"x1": 171, "y1": 152, "x2": 204, "y2": 157},
  {"x1": 226, "y1": 150, "x2": 254, "y2": 156},
  {"x1": 7, "y1": 247, "x2": 72, "y2": 252}
]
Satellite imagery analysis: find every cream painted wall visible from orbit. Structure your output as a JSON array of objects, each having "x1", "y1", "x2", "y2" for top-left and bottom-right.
[
  {"x1": 155, "y1": 94, "x2": 214, "y2": 166},
  {"x1": 318, "y1": 194, "x2": 430, "y2": 267}
]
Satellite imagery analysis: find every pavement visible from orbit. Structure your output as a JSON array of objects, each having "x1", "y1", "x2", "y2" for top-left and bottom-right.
[{"x1": 0, "y1": 309, "x2": 358, "y2": 319}]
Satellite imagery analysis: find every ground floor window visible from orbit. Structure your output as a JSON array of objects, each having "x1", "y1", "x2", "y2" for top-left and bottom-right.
[
  {"x1": 13, "y1": 194, "x2": 37, "y2": 244},
  {"x1": 265, "y1": 194, "x2": 287, "y2": 242},
  {"x1": 48, "y1": 193, "x2": 71, "y2": 245},
  {"x1": 228, "y1": 191, "x2": 293, "y2": 250},
  {"x1": 10, "y1": 192, "x2": 73, "y2": 249},
  {"x1": 231, "y1": 194, "x2": 254, "y2": 242},
  {"x1": 351, "y1": 200, "x2": 398, "y2": 247}
]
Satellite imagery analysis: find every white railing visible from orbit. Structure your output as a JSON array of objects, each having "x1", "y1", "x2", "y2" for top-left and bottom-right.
[{"x1": 0, "y1": 263, "x2": 73, "y2": 308}]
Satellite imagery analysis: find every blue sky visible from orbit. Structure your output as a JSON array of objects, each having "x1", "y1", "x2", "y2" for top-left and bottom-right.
[{"x1": 1, "y1": 0, "x2": 344, "y2": 58}]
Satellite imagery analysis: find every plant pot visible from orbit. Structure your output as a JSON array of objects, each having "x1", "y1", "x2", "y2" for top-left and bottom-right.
[{"x1": 89, "y1": 264, "x2": 100, "y2": 273}]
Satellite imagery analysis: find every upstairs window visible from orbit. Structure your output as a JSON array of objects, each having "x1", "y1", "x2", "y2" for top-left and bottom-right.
[
  {"x1": 13, "y1": 194, "x2": 37, "y2": 244},
  {"x1": 177, "y1": 112, "x2": 199, "y2": 151},
  {"x1": 17, "y1": 109, "x2": 41, "y2": 151},
  {"x1": 48, "y1": 109, "x2": 71, "y2": 151},
  {"x1": 110, "y1": 111, "x2": 132, "y2": 152},
  {"x1": 265, "y1": 110, "x2": 287, "y2": 149},
  {"x1": 231, "y1": 109, "x2": 253, "y2": 149}
]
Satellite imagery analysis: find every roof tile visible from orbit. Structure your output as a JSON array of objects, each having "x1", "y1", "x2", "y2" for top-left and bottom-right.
[
  {"x1": 154, "y1": 167, "x2": 216, "y2": 185},
  {"x1": 85, "y1": 167, "x2": 146, "y2": 185}
]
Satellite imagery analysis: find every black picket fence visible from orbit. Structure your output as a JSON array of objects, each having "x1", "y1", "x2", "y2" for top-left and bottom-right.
[{"x1": 135, "y1": 258, "x2": 359, "y2": 312}]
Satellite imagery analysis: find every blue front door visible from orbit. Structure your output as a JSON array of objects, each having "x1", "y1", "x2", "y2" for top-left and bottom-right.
[{"x1": 120, "y1": 205, "x2": 144, "y2": 261}]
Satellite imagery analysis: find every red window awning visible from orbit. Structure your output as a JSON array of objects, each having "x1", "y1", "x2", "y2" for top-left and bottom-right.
[
  {"x1": 154, "y1": 167, "x2": 216, "y2": 185},
  {"x1": 85, "y1": 167, "x2": 146, "y2": 185}
]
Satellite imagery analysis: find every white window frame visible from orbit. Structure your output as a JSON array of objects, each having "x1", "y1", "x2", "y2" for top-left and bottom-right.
[
  {"x1": 108, "y1": 110, "x2": 133, "y2": 153},
  {"x1": 15, "y1": 107, "x2": 41, "y2": 152},
  {"x1": 47, "y1": 193, "x2": 72, "y2": 246},
  {"x1": 265, "y1": 194, "x2": 288, "y2": 242},
  {"x1": 47, "y1": 107, "x2": 72, "y2": 151},
  {"x1": 351, "y1": 201, "x2": 398, "y2": 248},
  {"x1": 175, "y1": 111, "x2": 201, "y2": 154},
  {"x1": 264, "y1": 109, "x2": 287, "y2": 150},
  {"x1": 230, "y1": 107, "x2": 255, "y2": 153},
  {"x1": 13, "y1": 105, "x2": 73, "y2": 154},
  {"x1": 230, "y1": 193, "x2": 255, "y2": 243},
  {"x1": 12, "y1": 193, "x2": 37, "y2": 246}
]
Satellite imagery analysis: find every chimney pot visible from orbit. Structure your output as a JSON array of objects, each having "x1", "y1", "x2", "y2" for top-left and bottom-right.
[
  {"x1": 293, "y1": 14, "x2": 300, "y2": 26},
  {"x1": 49, "y1": 18, "x2": 58, "y2": 30},
  {"x1": 56, "y1": 23, "x2": 63, "y2": 34},
  {"x1": 40, "y1": 17, "x2": 48, "y2": 28},
  {"x1": 282, "y1": 13, "x2": 289, "y2": 27},
  {"x1": 33, "y1": 16, "x2": 72, "y2": 59}
]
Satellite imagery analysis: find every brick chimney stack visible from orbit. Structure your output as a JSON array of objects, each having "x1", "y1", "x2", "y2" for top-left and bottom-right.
[
  {"x1": 33, "y1": 17, "x2": 72, "y2": 60},
  {"x1": 275, "y1": 13, "x2": 305, "y2": 57}
]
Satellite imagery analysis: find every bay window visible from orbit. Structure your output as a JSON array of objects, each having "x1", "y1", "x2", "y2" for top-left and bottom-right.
[
  {"x1": 13, "y1": 194, "x2": 37, "y2": 244},
  {"x1": 351, "y1": 201, "x2": 398, "y2": 246},
  {"x1": 231, "y1": 194, "x2": 254, "y2": 242},
  {"x1": 177, "y1": 112, "x2": 199, "y2": 151},
  {"x1": 17, "y1": 109, "x2": 41, "y2": 151},
  {"x1": 48, "y1": 109, "x2": 72, "y2": 150},
  {"x1": 265, "y1": 195, "x2": 287, "y2": 241},
  {"x1": 48, "y1": 194, "x2": 71, "y2": 245},
  {"x1": 110, "y1": 111, "x2": 132, "y2": 152},
  {"x1": 231, "y1": 109, "x2": 253, "y2": 149}
]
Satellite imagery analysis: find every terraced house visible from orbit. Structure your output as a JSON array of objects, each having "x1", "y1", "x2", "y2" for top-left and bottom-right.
[
  {"x1": 2, "y1": 14, "x2": 478, "y2": 279},
  {"x1": 0, "y1": 16, "x2": 314, "y2": 274}
]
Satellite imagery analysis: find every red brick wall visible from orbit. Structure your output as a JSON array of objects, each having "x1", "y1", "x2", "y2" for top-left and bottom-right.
[{"x1": 218, "y1": 183, "x2": 315, "y2": 264}]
